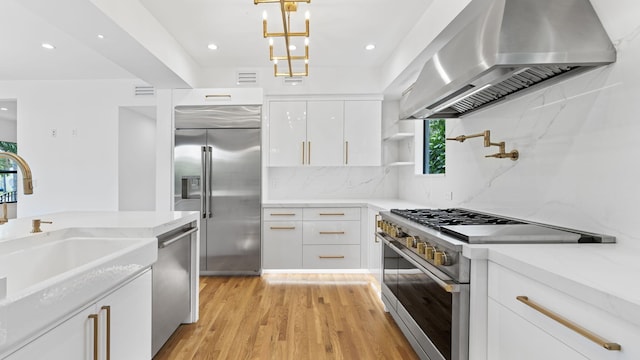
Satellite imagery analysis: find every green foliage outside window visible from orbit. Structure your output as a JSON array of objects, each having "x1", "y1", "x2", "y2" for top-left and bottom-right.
[
  {"x1": 0, "y1": 141, "x2": 18, "y2": 170},
  {"x1": 424, "y1": 119, "x2": 445, "y2": 174}
]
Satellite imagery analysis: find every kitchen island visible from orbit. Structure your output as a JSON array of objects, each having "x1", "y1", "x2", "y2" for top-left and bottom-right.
[{"x1": 0, "y1": 211, "x2": 199, "y2": 359}]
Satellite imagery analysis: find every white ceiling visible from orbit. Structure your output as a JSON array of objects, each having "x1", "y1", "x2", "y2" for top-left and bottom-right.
[
  {"x1": 137, "y1": 0, "x2": 431, "y2": 69},
  {"x1": 0, "y1": 0, "x2": 133, "y2": 80},
  {"x1": 0, "y1": 0, "x2": 435, "y2": 88}
]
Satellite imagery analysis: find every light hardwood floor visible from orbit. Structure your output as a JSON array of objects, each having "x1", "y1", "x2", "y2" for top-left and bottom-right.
[{"x1": 154, "y1": 274, "x2": 419, "y2": 360}]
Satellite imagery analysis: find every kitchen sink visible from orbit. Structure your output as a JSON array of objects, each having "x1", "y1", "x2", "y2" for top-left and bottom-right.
[{"x1": 0, "y1": 237, "x2": 152, "y2": 297}]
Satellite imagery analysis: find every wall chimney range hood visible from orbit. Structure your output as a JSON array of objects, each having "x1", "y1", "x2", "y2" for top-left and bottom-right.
[{"x1": 400, "y1": 0, "x2": 616, "y2": 120}]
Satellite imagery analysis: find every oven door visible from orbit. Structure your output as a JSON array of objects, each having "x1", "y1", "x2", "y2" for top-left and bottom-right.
[{"x1": 382, "y1": 237, "x2": 469, "y2": 360}]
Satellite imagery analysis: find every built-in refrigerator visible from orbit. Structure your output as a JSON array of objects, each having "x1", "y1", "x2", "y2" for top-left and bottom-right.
[{"x1": 174, "y1": 105, "x2": 261, "y2": 275}]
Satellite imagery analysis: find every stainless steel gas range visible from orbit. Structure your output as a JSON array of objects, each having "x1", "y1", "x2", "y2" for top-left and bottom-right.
[{"x1": 377, "y1": 208, "x2": 615, "y2": 360}]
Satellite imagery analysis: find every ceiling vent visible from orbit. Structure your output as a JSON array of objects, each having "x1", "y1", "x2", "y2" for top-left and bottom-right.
[
  {"x1": 236, "y1": 71, "x2": 259, "y2": 85},
  {"x1": 283, "y1": 77, "x2": 304, "y2": 86},
  {"x1": 134, "y1": 85, "x2": 155, "y2": 96}
]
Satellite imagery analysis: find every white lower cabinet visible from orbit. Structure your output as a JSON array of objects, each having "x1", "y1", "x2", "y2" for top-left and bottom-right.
[
  {"x1": 262, "y1": 206, "x2": 361, "y2": 269},
  {"x1": 6, "y1": 270, "x2": 152, "y2": 360},
  {"x1": 487, "y1": 262, "x2": 640, "y2": 360},
  {"x1": 262, "y1": 208, "x2": 303, "y2": 269}
]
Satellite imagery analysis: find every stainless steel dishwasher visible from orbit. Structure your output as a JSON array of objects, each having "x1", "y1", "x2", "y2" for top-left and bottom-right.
[{"x1": 152, "y1": 221, "x2": 197, "y2": 356}]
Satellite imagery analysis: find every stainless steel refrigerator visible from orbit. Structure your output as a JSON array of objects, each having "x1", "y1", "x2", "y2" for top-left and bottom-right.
[{"x1": 174, "y1": 105, "x2": 261, "y2": 275}]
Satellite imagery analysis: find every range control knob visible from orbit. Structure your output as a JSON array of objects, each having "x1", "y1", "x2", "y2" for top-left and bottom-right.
[
  {"x1": 425, "y1": 245, "x2": 437, "y2": 260},
  {"x1": 434, "y1": 251, "x2": 452, "y2": 266}
]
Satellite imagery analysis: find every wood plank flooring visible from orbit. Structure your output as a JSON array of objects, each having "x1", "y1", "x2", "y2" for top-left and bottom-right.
[{"x1": 154, "y1": 274, "x2": 419, "y2": 360}]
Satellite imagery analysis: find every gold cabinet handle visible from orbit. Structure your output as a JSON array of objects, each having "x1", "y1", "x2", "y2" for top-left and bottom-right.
[
  {"x1": 270, "y1": 213, "x2": 296, "y2": 216},
  {"x1": 319, "y1": 213, "x2": 345, "y2": 216},
  {"x1": 516, "y1": 296, "x2": 621, "y2": 351},
  {"x1": 270, "y1": 226, "x2": 296, "y2": 230},
  {"x1": 301, "y1": 141, "x2": 305, "y2": 165},
  {"x1": 88, "y1": 314, "x2": 99, "y2": 360},
  {"x1": 307, "y1": 141, "x2": 311, "y2": 164},
  {"x1": 345, "y1": 141, "x2": 349, "y2": 165},
  {"x1": 319, "y1": 231, "x2": 345, "y2": 235},
  {"x1": 319, "y1": 255, "x2": 345, "y2": 259},
  {"x1": 101, "y1": 306, "x2": 111, "y2": 360}
]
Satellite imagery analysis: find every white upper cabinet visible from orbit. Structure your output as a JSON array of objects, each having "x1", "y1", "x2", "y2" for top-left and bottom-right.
[
  {"x1": 344, "y1": 101, "x2": 382, "y2": 166},
  {"x1": 268, "y1": 98, "x2": 382, "y2": 167},
  {"x1": 268, "y1": 101, "x2": 308, "y2": 166},
  {"x1": 306, "y1": 101, "x2": 344, "y2": 166}
]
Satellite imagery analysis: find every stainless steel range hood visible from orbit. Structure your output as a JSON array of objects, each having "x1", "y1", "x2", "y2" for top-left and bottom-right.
[{"x1": 400, "y1": 0, "x2": 616, "y2": 120}]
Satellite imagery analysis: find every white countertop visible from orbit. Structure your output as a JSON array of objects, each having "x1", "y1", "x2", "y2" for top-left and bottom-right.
[
  {"x1": 262, "y1": 198, "x2": 426, "y2": 211},
  {"x1": 0, "y1": 211, "x2": 199, "y2": 242},
  {"x1": 465, "y1": 242, "x2": 640, "y2": 326}
]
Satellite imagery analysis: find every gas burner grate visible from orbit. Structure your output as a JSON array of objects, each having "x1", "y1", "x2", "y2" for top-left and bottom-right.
[{"x1": 390, "y1": 208, "x2": 523, "y2": 231}]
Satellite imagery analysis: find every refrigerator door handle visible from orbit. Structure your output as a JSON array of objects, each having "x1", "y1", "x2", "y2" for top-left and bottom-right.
[
  {"x1": 207, "y1": 146, "x2": 213, "y2": 218},
  {"x1": 201, "y1": 146, "x2": 208, "y2": 219}
]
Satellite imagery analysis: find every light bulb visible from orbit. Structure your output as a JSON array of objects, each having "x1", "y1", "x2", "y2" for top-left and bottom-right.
[
  {"x1": 262, "y1": 11, "x2": 267, "y2": 20},
  {"x1": 305, "y1": 11, "x2": 310, "y2": 20}
]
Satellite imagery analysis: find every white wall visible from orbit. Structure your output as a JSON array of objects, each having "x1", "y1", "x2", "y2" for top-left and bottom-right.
[
  {"x1": 0, "y1": 79, "x2": 156, "y2": 217},
  {"x1": 396, "y1": 0, "x2": 640, "y2": 247},
  {"x1": 0, "y1": 119, "x2": 16, "y2": 142},
  {"x1": 118, "y1": 106, "x2": 156, "y2": 210}
]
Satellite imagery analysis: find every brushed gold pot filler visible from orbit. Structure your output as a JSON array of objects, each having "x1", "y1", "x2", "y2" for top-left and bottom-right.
[{"x1": 446, "y1": 130, "x2": 519, "y2": 161}]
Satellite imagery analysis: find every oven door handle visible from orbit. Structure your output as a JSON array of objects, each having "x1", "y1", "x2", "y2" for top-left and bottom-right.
[{"x1": 384, "y1": 237, "x2": 461, "y2": 294}]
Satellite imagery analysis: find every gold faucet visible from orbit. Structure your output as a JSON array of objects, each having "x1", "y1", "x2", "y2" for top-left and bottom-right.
[
  {"x1": 0, "y1": 152, "x2": 33, "y2": 195},
  {"x1": 447, "y1": 130, "x2": 519, "y2": 161}
]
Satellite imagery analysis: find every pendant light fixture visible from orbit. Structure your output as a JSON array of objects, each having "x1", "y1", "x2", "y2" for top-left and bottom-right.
[{"x1": 254, "y1": 0, "x2": 310, "y2": 77}]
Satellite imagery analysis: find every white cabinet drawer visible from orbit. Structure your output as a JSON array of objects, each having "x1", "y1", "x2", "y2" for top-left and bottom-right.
[
  {"x1": 302, "y1": 207, "x2": 360, "y2": 221},
  {"x1": 302, "y1": 245, "x2": 360, "y2": 269},
  {"x1": 488, "y1": 262, "x2": 639, "y2": 360},
  {"x1": 263, "y1": 208, "x2": 302, "y2": 221},
  {"x1": 263, "y1": 221, "x2": 302, "y2": 269},
  {"x1": 303, "y1": 221, "x2": 360, "y2": 245}
]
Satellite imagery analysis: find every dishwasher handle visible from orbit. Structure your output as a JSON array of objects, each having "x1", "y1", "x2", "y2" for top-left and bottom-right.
[{"x1": 159, "y1": 227, "x2": 198, "y2": 248}]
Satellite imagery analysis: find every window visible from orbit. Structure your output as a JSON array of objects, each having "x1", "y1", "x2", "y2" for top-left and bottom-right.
[
  {"x1": 0, "y1": 141, "x2": 18, "y2": 203},
  {"x1": 423, "y1": 119, "x2": 445, "y2": 175}
]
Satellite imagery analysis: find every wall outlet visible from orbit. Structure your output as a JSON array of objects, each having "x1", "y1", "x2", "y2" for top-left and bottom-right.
[
  {"x1": 51, "y1": 128, "x2": 57, "y2": 137},
  {"x1": 444, "y1": 191, "x2": 453, "y2": 200}
]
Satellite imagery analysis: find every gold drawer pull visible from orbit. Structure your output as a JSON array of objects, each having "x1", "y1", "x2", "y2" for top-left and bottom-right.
[
  {"x1": 319, "y1": 231, "x2": 345, "y2": 235},
  {"x1": 270, "y1": 213, "x2": 296, "y2": 216},
  {"x1": 516, "y1": 296, "x2": 621, "y2": 351},
  {"x1": 101, "y1": 306, "x2": 111, "y2": 360},
  {"x1": 88, "y1": 314, "x2": 99, "y2": 360},
  {"x1": 319, "y1": 255, "x2": 345, "y2": 259},
  {"x1": 319, "y1": 213, "x2": 345, "y2": 216},
  {"x1": 270, "y1": 226, "x2": 296, "y2": 230}
]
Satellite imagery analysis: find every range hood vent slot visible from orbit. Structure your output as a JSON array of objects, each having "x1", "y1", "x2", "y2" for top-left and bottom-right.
[
  {"x1": 448, "y1": 65, "x2": 576, "y2": 116},
  {"x1": 400, "y1": 0, "x2": 616, "y2": 120}
]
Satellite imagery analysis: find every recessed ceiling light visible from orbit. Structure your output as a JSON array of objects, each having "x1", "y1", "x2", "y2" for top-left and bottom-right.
[
  {"x1": 97, "y1": 34, "x2": 105, "y2": 39},
  {"x1": 0, "y1": 108, "x2": 7, "y2": 111},
  {"x1": 207, "y1": 43, "x2": 218, "y2": 50},
  {"x1": 365, "y1": 44, "x2": 376, "y2": 51},
  {"x1": 41, "y1": 43, "x2": 56, "y2": 50}
]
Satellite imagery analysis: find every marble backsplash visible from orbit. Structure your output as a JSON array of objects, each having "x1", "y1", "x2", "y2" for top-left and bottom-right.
[
  {"x1": 398, "y1": 0, "x2": 640, "y2": 247},
  {"x1": 267, "y1": 166, "x2": 397, "y2": 200}
]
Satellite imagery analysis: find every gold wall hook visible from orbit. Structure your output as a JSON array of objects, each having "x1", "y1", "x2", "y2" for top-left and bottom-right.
[{"x1": 447, "y1": 130, "x2": 519, "y2": 160}]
